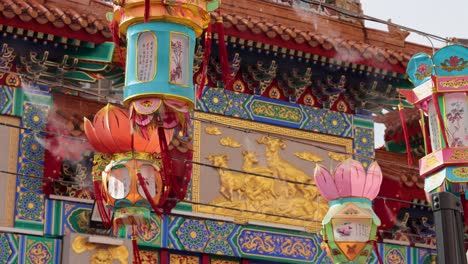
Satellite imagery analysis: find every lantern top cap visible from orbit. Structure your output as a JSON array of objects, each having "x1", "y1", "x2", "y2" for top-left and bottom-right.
[{"x1": 406, "y1": 44, "x2": 468, "y2": 87}]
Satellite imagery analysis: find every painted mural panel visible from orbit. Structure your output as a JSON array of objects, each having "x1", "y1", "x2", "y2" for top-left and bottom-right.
[
  {"x1": 0, "y1": 115, "x2": 20, "y2": 227},
  {"x1": 193, "y1": 112, "x2": 352, "y2": 232}
]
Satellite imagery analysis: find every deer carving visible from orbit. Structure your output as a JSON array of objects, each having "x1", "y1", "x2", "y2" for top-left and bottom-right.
[
  {"x1": 207, "y1": 154, "x2": 246, "y2": 201},
  {"x1": 256, "y1": 136, "x2": 313, "y2": 184},
  {"x1": 241, "y1": 150, "x2": 281, "y2": 201}
]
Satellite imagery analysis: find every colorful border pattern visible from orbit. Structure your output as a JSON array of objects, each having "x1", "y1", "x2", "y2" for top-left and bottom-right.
[
  {"x1": 0, "y1": 233, "x2": 60, "y2": 264},
  {"x1": 0, "y1": 85, "x2": 14, "y2": 115},
  {"x1": 14, "y1": 89, "x2": 52, "y2": 230},
  {"x1": 199, "y1": 88, "x2": 353, "y2": 137}
]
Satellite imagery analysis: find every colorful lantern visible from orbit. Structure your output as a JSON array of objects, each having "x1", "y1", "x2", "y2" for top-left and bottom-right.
[
  {"x1": 314, "y1": 160, "x2": 383, "y2": 263},
  {"x1": 84, "y1": 105, "x2": 175, "y2": 227},
  {"x1": 400, "y1": 44, "x2": 468, "y2": 195},
  {"x1": 400, "y1": 44, "x2": 468, "y2": 263},
  {"x1": 110, "y1": 0, "x2": 220, "y2": 138},
  {"x1": 84, "y1": 2, "x2": 218, "y2": 261}
]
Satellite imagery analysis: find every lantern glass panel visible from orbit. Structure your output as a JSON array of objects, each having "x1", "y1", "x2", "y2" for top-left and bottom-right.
[
  {"x1": 444, "y1": 92, "x2": 468, "y2": 147},
  {"x1": 136, "y1": 31, "x2": 157, "y2": 82},
  {"x1": 428, "y1": 101, "x2": 443, "y2": 151},
  {"x1": 331, "y1": 218, "x2": 372, "y2": 242},
  {"x1": 138, "y1": 164, "x2": 157, "y2": 197},
  {"x1": 108, "y1": 165, "x2": 131, "y2": 199}
]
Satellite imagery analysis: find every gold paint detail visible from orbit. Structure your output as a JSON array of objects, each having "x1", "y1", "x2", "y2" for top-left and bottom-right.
[
  {"x1": 169, "y1": 254, "x2": 199, "y2": 264},
  {"x1": 205, "y1": 126, "x2": 222, "y2": 135},
  {"x1": 211, "y1": 259, "x2": 239, "y2": 264},
  {"x1": 193, "y1": 112, "x2": 351, "y2": 232},
  {"x1": 424, "y1": 154, "x2": 440, "y2": 171},
  {"x1": 1, "y1": 115, "x2": 20, "y2": 227},
  {"x1": 450, "y1": 150, "x2": 468, "y2": 161},
  {"x1": 453, "y1": 167, "x2": 468, "y2": 178},
  {"x1": 72, "y1": 236, "x2": 129, "y2": 264},
  {"x1": 439, "y1": 79, "x2": 468, "y2": 89},
  {"x1": 219, "y1": 136, "x2": 242, "y2": 148},
  {"x1": 112, "y1": 151, "x2": 156, "y2": 162},
  {"x1": 294, "y1": 152, "x2": 324, "y2": 162},
  {"x1": 328, "y1": 152, "x2": 349, "y2": 162}
]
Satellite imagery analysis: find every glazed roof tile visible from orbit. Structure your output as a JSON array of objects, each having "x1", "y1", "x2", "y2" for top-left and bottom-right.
[
  {"x1": 0, "y1": 0, "x2": 431, "y2": 69},
  {"x1": 215, "y1": 12, "x2": 414, "y2": 69},
  {"x1": 0, "y1": 0, "x2": 111, "y2": 43}
]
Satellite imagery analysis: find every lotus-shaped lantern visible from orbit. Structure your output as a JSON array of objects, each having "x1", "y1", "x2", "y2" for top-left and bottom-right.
[{"x1": 314, "y1": 159, "x2": 383, "y2": 263}]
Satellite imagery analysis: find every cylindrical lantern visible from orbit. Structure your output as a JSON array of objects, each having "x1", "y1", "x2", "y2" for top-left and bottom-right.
[
  {"x1": 111, "y1": 0, "x2": 219, "y2": 135},
  {"x1": 314, "y1": 159, "x2": 383, "y2": 263}
]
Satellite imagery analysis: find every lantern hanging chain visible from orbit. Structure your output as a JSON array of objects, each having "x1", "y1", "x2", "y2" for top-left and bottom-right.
[{"x1": 298, "y1": 0, "x2": 455, "y2": 44}]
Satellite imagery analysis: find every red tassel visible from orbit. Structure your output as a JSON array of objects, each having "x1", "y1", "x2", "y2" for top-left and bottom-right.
[
  {"x1": 144, "y1": 0, "x2": 150, "y2": 22},
  {"x1": 398, "y1": 105, "x2": 413, "y2": 167},
  {"x1": 109, "y1": 19, "x2": 120, "y2": 47},
  {"x1": 431, "y1": 93, "x2": 449, "y2": 147},
  {"x1": 215, "y1": 15, "x2": 232, "y2": 89},
  {"x1": 136, "y1": 172, "x2": 162, "y2": 215},
  {"x1": 373, "y1": 241, "x2": 383, "y2": 264},
  {"x1": 131, "y1": 226, "x2": 142, "y2": 264},
  {"x1": 197, "y1": 23, "x2": 213, "y2": 100},
  {"x1": 93, "y1": 181, "x2": 112, "y2": 229}
]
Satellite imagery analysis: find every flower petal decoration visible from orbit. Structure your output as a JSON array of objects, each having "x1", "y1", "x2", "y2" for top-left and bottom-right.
[
  {"x1": 314, "y1": 164, "x2": 339, "y2": 201},
  {"x1": 313, "y1": 159, "x2": 383, "y2": 201}
]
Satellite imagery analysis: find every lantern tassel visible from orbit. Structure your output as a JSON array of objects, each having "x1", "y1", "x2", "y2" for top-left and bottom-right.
[
  {"x1": 136, "y1": 172, "x2": 163, "y2": 216},
  {"x1": 215, "y1": 15, "x2": 232, "y2": 89},
  {"x1": 373, "y1": 241, "x2": 383, "y2": 264},
  {"x1": 398, "y1": 104, "x2": 413, "y2": 167},
  {"x1": 197, "y1": 23, "x2": 213, "y2": 100},
  {"x1": 131, "y1": 225, "x2": 142, "y2": 264},
  {"x1": 93, "y1": 181, "x2": 112, "y2": 229},
  {"x1": 144, "y1": 0, "x2": 150, "y2": 22}
]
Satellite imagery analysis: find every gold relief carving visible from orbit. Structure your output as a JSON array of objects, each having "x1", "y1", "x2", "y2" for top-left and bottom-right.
[
  {"x1": 294, "y1": 152, "x2": 324, "y2": 162},
  {"x1": 205, "y1": 126, "x2": 222, "y2": 135},
  {"x1": 169, "y1": 254, "x2": 199, "y2": 264},
  {"x1": 220, "y1": 136, "x2": 242, "y2": 148},
  {"x1": 72, "y1": 236, "x2": 129, "y2": 264},
  {"x1": 450, "y1": 150, "x2": 468, "y2": 161},
  {"x1": 328, "y1": 152, "x2": 349, "y2": 162},
  {"x1": 193, "y1": 112, "x2": 352, "y2": 231}
]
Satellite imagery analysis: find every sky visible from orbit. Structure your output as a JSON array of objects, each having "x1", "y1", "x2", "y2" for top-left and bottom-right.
[
  {"x1": 361, "y1": 0, "x2": 468, "y2": 48},
  {"x1": 359, "y1": 0, "x2": 468, "y2": 148}
]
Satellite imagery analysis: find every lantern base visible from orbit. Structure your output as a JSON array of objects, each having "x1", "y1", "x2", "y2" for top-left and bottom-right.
[{"x1": 113, "y1": 206, "x2": 151, "y2": 228}]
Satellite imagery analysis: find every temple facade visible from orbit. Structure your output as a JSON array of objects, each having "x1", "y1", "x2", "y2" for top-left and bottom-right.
[{"x1": 0, "y1": 0, "x2": 439, "y2": 263}]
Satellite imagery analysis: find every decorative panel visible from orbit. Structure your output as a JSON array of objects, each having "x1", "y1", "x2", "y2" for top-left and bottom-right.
[
  {"x1": 62, "y1": 233, "x2": 132, "y2": 264},
  {"x1": 0, "y1": 86, "x2": 14, "y2": 115},
  {"x1": 18, "y1": 235, "x2": 61, "y2": 264},
  {"x1": 353, "y1": 115, "x2": 375, "y2": 169},
  {"x1": 14, "y1": 90, "x2": 52, "y2": 230},
  {"x1": 44, "y1": 199, "x2": 95, "y2": 236},
  {"x1": 192, "y1": 112, "x2": 352, "y2": 232},
  {"x1": 198, "y1": 88, "x2": 353, "y2": 137},
  {"x1": 0, "y1": 115, "x2": 20, "y2": 227}
]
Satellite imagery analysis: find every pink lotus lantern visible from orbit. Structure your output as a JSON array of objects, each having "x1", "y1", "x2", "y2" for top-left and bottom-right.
[{"x1": 314, "y1": 159, "x2": 383, "y2": 263}]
